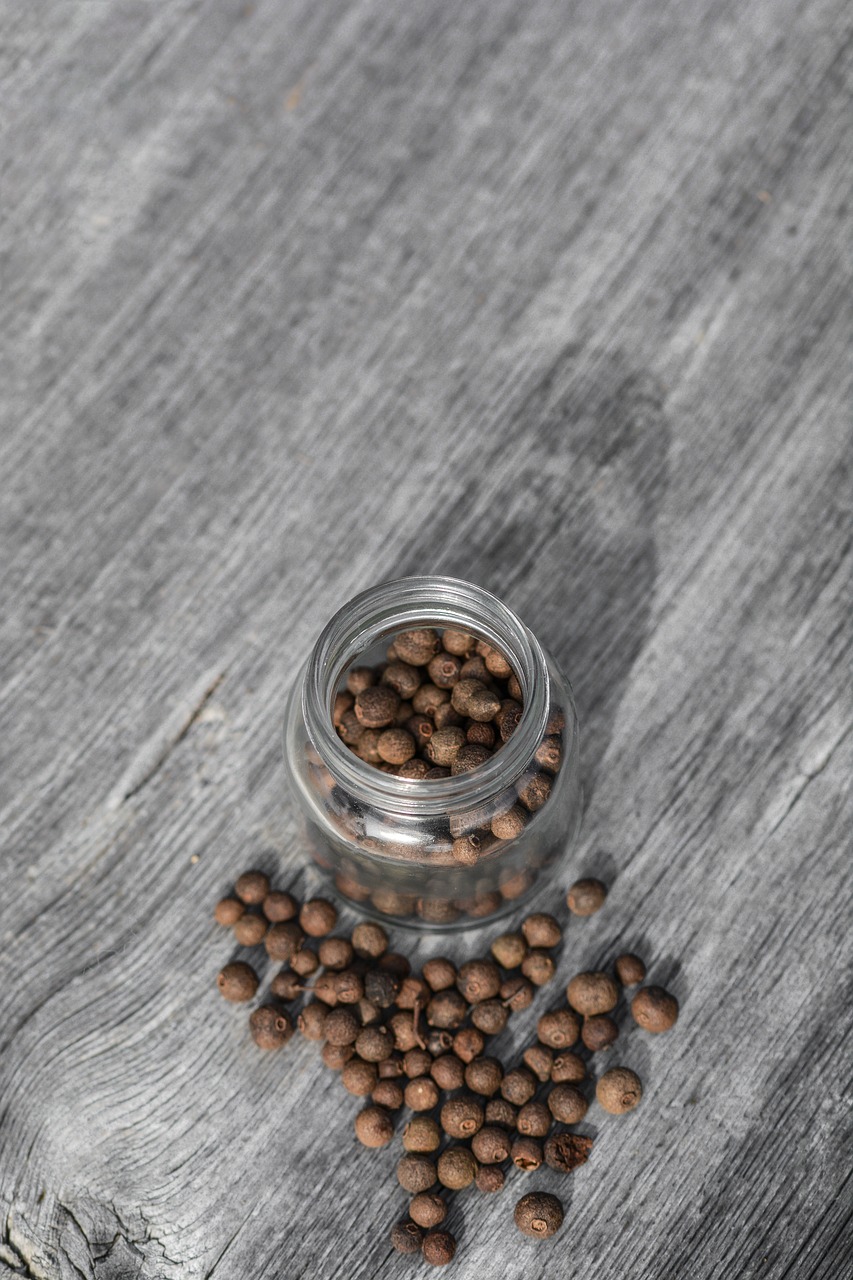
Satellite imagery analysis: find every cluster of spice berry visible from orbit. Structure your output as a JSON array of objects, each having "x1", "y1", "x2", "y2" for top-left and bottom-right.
[{"x1": 214, "y1": 870, "x2": 679, "y2": 1266}]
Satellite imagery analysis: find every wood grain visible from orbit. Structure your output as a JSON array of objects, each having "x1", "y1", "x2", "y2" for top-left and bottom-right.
[{"x1": 0, "y1": 0, "x2": 850, "y2": 1277}]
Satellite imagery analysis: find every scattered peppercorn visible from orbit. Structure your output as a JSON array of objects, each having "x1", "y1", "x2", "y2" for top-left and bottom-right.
[
  {"x1": 351, "y1": 921, "x2": 388, "y2": 959},
  {"x1": 262, "y1": 890, "x2": 298, "y2": 922},
  {"x1": 234, "y1": 870, "x2": 270, "y2": 905},
  {"x1": 544, "y1": 1131, "x2": 593, "y2": 1173},
  {"x1": 423, "y1": 957, "x2": 457, "y2": 992},
  {"x1": 372, "y1": 1079, "x2": 405, "y2": 1110},
  {"x1": 551, "y1": 1052, "x2": 586, "y2": 1084},
  {"x1": 470, "y1": 999, "x2": 509, "y2": 1036},
  {"x1": 217, "y1": 962, "x2": 259, "y2": 1003},
  {"x1": 514, "y1": 1191, "x2": 564, "y2": 1238},
  {"x1": 521, "y1": 913, "x2": 562, "y2": 949},
  {"x1": 390, "y1": 1220, "x2": 422, "y2": 1255},
  {"x1": 548, "y1": 1083, "x2": 589, "y2": 1125},
  {"x1": 323, "y1": 1007, "x2": 360, "y2": 1046},
  {"x1": 341, "y1": 1058, "x2": 378, "y2": 1096},
  {"x1": 501, "y1": 975, "x2": 535, "y2": 1011},
  {"x1": 464, "y1": 1057, "x2": 504, "y2": 1097},
  {"x1": 297, "y1": 1001, "x2": 328, "y2": 1041},
  {"x1": 214, "y1": 897, "x2": 244, "y2": 926},
  {"x1": 405, "y1": 1076, "x2": 441, "y2": 1112},
  {"x1": 270, "y1": 969, "x2": 304, "y2": 1002},
  {"x1": 485, "y1": 1097, "x2": 517, "y2": 1129},
  {"x1": 232, "y1": 913, "x2": 268, "y2": 947},
  {"x1": 615, "y1": 953, "x2": 647, "y2": 986},
  {"x1": 596, "y1": 1066, "x2": 643, "y2": 1114},
  {"x1": 472, "y1": 1125, "x2": 511, "y2": 1164},
  {"x1": 475, "y1": 1165, "x2": 505, "y2": 1194},
  {"x1": 409, "y1": 1192, "x2": 447, "y2": 1229},
  {"x1": 523, "y1": 1044, "x2": 554, "y2": 1082},
  {"x1": 431, "y1": 1054, "x2": 465, "y2": 1091},
  {"x1": 437, "y1": 1146, "x2": 478, "y2": 1190},
  {"x1": 403, "y1": 1116, "x2": 442, "y2": 1153},
  {"x1": 318, "y1": 937, "x2": 354, "y2": 970},
  {"x1": 354, "y1": 1105, "x2": 394, "y2": 1148},
  {"x1": 566, "y1": 971, "x2": 619, "y2": 1016},
  {"x1": 500, "y1": 1067, "x2": 537, "y2": 1106},
  {"x1": 566, "y1": 877, "x2": 607, "y2": 916},
  {"x1": 631, "y1": 985, "x2": 679, "y2": 1033},
  {"x1": 299, "y1": 898, "x2": 338, "y2": 937},
  {"x1": 422, "y1": 1228, "x2": 457, "y2": 1267},
  {"x1": 248, "y1": 1006, "x2": 293, "y2": 1050},
  {"x1": 290, "y1": 946, "x2": 319, "y2": 977},
  {"x1": 582, "y1": 1014, "x2": 619, "y2": 1051},
  {"x1": 491, "y1": 932, "x2": 528, "y2": 969},
  {"x1": 537, "y1": 1008, "x2": 581, "y2": 1049},
  {"x1": 521, "y1": 950, "x2": 556, "y2": 986},
  {"x1": 265, "y1": 921, "x2": 303, "y2": 962},
  {"x1": 516, "y1": 1101, "x2": 551, "y2": 1137},
  {"x1": 452, "y1": 1027, "x2": 485, "y2": 1063},
  {"x1": 440, "y1": 1095, "x2": 484, "y2": 1139},
  {"x1": 397, "y1": 1154, "x2": 438, "y2": 1193},
  {"x1": 427, "y1": 989, "x2": 468, "y2": 1029}
]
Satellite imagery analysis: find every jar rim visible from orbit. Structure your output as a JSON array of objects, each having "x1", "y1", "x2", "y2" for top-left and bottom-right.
[{"x1": 302, "y1": 575, "x2": 551, "y2": 815}]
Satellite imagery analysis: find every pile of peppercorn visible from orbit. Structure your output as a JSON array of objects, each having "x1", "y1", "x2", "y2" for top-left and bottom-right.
[{"x1": 214, "y1": 870, "x2": 679, "y2": 1266}]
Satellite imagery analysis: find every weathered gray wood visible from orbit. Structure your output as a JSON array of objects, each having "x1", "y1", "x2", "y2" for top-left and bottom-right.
[{"x1": 0, "y1": 0, "x2": 850, "y2": 1277}]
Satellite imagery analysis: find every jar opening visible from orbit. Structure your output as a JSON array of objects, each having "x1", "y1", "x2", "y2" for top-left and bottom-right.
[{"x1": 302, "y1": 576, "x2": 550, "y2": 815}]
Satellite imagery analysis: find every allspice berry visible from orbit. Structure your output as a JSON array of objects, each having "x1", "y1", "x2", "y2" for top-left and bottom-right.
[
  {"x1": 501, "y1": 976, "x2": 535, "y2": 1011},
  {"x1": 431, "y1": 1055, "x2": 465, "y2": 1091},
  {"x1": 265, "y1": 921, "x2": 303, "y2": 962},
  {"x1": 234, "y1": 870, "x2": 270, "y2": 904},
  {"x1": 566, "y1": 971, "x2": 619, "y2": 1016},
  {"x1": 312, "y1": 971, "x2": 339, "y2": 1006},
  {"x1": 471, "y1": 999, "x2": 509, "y2": 1036},
  {"x1": 214, "y1": 897, "x2": 244, "y2": 926},
  {"x1": 501, "y1": 1068, "x2": 537, "y2": 1106},
  {"x1": 465, "y1": 1057, "x2": 504, "y2": 1097},
  {"x1": 354, "y1": 685, "x2": 400, "y2": 728},
  {"x1": 262, "y1": 890, "x2": 298, "y2": 922},
  {"x1": 511, "y1": 1135, "x2": 544, "y2": 1171},
  {"x1": 596, "y1": 1066, "x2": 643, "y2": 1114},
  {"x1": 423, "y1": 957, "x2": 457, "y2": 991},
  {"x1": 537, "y1": 1008, "x2": 581, "y2": 1049},
  {"x1": 452, "y1": 1027, "x2": 485, "y2": 1063},
  {"x1": 475, "y1": 1165, "x2": 505, "y2": 1193},
  {"x1": 291, "y1": 946, "x2": 319, "y2": 977},
  {"x1": 390, "y1": 1011, "x2": 420, "y2": 1053},
  {"x1": 217, "y1": 961, "x2": 259, "y2": 1002},
  {"x1": 318, "y1": 937, "x2": 354, "y2": 970},
  {"x1": 516, "y1": 1101, "x2": 552, "y2": 1137},
  {"x1": 485, "y1": 1098, "x2": 517, "y2": 1129},
  {"x1": 404, "y1": 1048, "x2": 434, "y2": 1079},
  {"x1": 451, "y1": 834, "x2": 482, "y2": 865},
  {"x1": 232, "y1": 913, "x2": 268, "y2": 947},
  {"x1": 403, "y1": 1116, "x2": 441, "y2": 1153},
  {"x1": 566, "y1": 877, "x2": 608, "y2": 916},
  {"x1": 372, "y1": 1079, "x2": 405, "y2": 1110},
  {"x1": 356, "y1": 1025, "x2": 394, "y2": 1062},
  {"x1": 390, "y1": 1220, "x2": 422, "y2": 1256},
  {"x1": 457, "y1": 959, "x2": 502, "y2": 1003},
  {"x1": 296, "y1": 1001, "x2": 328, "y2": 1041},
  {"x1": 397, "y1": 1154, "x2": 438, "y2": 1193},
  {"x1": 491, "y1": 805, "x2": 527, "y2": 841},
  {"x1": 405, "y1": 1077, "x2": 441, "y2": 1112},
  {"x1": 534, "y1": 736, "x2": 562, "y2": 773},
  {"x1": 551, "y1": 1052, "x2": 586, "y2": 1084},
  {"x1": 440, "y1": 1095, "x2": 484, "y2": 1139},
  {"x1": 495, "y1": 700, "x2": 523, "y2": 742},
  {"x1": 451, "y1": 679, "x2": 501, "y2": 723},
  {"x1": 354, "y1": 1105, "x2": 394, "y2": 1148},
  {"x1": 425, "y1": 726, "x2": 467, "y2": 767},
  {"x1": 451, "y1": 743, "x2": 493, "y2": 774},
  {"x1": 544, "y1": 1132, "x2": 593, "y2": 1173},
  {"x1": 336, "y1": 708, "x2": 365, "y2": 744},
  {"x1": 523, "y1": 1044, "x2": 554, "y2": 1082},
  {"x1": 413, "y1": 683, "x2": 450, "y2": 716},
  {"x1": 615, "y1": 953, "x2": 647, "y2": 986},
  {"x1": 322, "y1": 1042, "x2": 353, "y2": 1071},
  {"x1": 491, "y1": 932, "x2": 528, "y2": 969},
  {"x1": 299, "y1": 898, "x2": 338, "y2": 937},
  {"x1": 270, "y1": 969, "x2": 304, "y2": 1001},
  {"x1": 548, "y1": 1083, "x2": 589, "y2": 1125},
  {"x1": 377, "y1": 727, "x2": 416, "y2": 765},
  {"x1": 409, "y1": 1192, "x2": 447, "y2": 1229},
  {"x1": 323, "y1": 1007, "x2": 360, "y2": 1046},
  {"x1": 437, "y1": 1146, "x2": 478, "y2": 1190},
  {"x1": 426, "y1": 989, "x2": 468, "y2": 1029},
  {"x1": 395, "y1": 628, "x2": 440, "y2": 667},
  {"x1": 582, "y1": 1014, "x2": 619, "y2": 1052},
  {"x1": 382, "y1": 661, "x2": 422, "y2": 699},
  {"x1": 521, "y1": 913, "x2": 562, "y2": 949},
  {"x1": 397, "y1": 757, "x2": 433, "y2": 780},
  {"x1": 466, "y1": 721, "x2": 496, "y2": 748},
  {"x1": 631, "y1": 985, "x2": 679, "y2": 1033},
  {"x1": 442, "y1": 627, "x2": 476, "y2": 656},
  {"x1": 422, "y1": 1228, "x2": 457, "y2": 1267},
  {"x1": 521, "y1": 950, "x2": 556, "y2": 986},
  {"x1": 517, "y1": 772, "x2": 552, "y2": 812},
  {"x1": 472, "y1": 1125, "x2": 511, "y2": 1164},
  {"x1": 514, "y1": 1191, "x2": 564, "y2": 1238},
  {"x1": 341, "y1": 1058, "x2": 379, "y2": 1096}
]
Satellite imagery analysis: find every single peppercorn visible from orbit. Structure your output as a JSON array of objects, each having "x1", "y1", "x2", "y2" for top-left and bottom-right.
[
  {"x1": 451, "y1": 833, "x2": 483, "y2": 865},
  {"x1": 299, "y1": 898, "x2": 337, "y2": 937},
  {"x1": 359, "y1": 997, "x2": 381, "y2": 1026},
  {"x1": 548, "y1": 1083, "x2": 589, "y2": 1125},
  {"x1": 475, "y1": 1165, "x2": 505, "y2": 1194},
  {"x1": 249, "y1": 1005, "x2": 293, "y2": 1050},
  {"x1": 403, "y1": 1115, "x2": 442, "y2": 1153},
  {"x1": 426, "y1": 726, "x2": 467, "y2": 767},
  {"x1": 390, "y1": 1220, "x2": 422, "y2": 1256},
  {"x1": 291, "y1": 946, "x2": 319, "y2": 977},
  {"x1": 537, "y1": 1008, "x2": 581, "y2": 1049},
  {"x1": 551, "y1": 1051, "x2": 586, "y2": 1084},
  {"x1": 451, "y1": 744, "x2": 493, "y2": 774},
  {"x1": 433, "y1": 702, "x2": 463, "y2": 730},
  {"x1": 406, "y1": 713, "x2": 435, "y2": 748},
  {"x1": 466, "y1": 720, "x2": 496, "y2": 748},
  {"x1": 214, "y1": 897, "x2": 244, "y2": 926},
  {"x1": 296, "y1": 1001, "x2": 328, "y2": 1041},
  {"x1": 422, "y1": 1228, "x2": 457, "y2": 1267},
  {"x1": 516, "y1": 1101, "x2": 552, "y2": 1137},
  {"x1": 341, "y1": 1058, "x2": 379, "y2": 1096},
  {"x1": 431, "y1": 1054, "x2": 465, "y2": 1091},
  {"x1": 521, "y1": 950, "x2": 556, "y2": 986},
  {"x1": 312, "y1": 971, "x2": 339, "y2": 1006},
  {"x1": 333, "y1": 689, "x2": 354, "y2": 725},
  {"x1": 428, "y1": 652, "x2": 463, "y2": 689},
  {"x1": 544, "y1": 1131, "x2": 594, "y2": 1173},
  {"x1": 491, "y1": 933, "x2": 528, "y2": 969},
  {"x1": 471, "y1": 999, "x2": 509, "y2": 1036},
  {"x1": 514, "y1": 1192, "x2": 564, "y2": 1238},
  {"x1": 437, "y1": 1146, "x2": 478, "y2": 1190},
  {"x1": 485, "y1": 1097, "x2": 517, "y2": 1129},
  {"x1": 397, "y1": 1154, "x2": 438, "y2": 1193},
  {"x1": 404, "y1": 1048, "x2": 434, "y2": 1078},
  {"x1": 264, "y1": 920, "x2": 302, "y2": 960},
  {"x1": 334, "y1": 970, "x2": 364, "y2": 1004},
  {"x1": 350, "y1": 921, "x2": 388, "y2": 959},
  {"x1": 234, "y1": 870, "x2": 270, "y2": 904},
  {"x1": 422, "y1": 957, "x2": 457, "y2": 991},
  {"x1": 511, "y1": 1135, "x2": 544, "y2": 1171},
  {"x1": 346, "y1": 665, "x2": 376, "y2": 695},
  {"x1": 380, "y1": 950, "x2": 411, "y2": 976},
  {"x1": 459, "y1": 654, "x2": 489, "y2": 682},
  {"x1": 270, "y1": 969, "x2": 304, "y2": 1001},
  {"x1": 631, "y1": 985, "x2": 679, "y2": 1033},
  {"x1": 318, "y1": 937, "x2": 353, "y2": 970},
  {"x1": 262, "y1": 890, "x2": 298, "y2": 922},
  {"x1": 381, "y1": 660, "x2": 422, "y2": 699},
  {"x1": 501, "y1": 975, "x2": 535, "y2": 1011},
  {"x1": 452, "y1": 1027, "x2": 485, "y2": 1063},
  {"x1": 232, "y1": 913, "x2": 268, "y2": 947},
  {"x1": 356, "y1": 1025, "x2": 394, "y2": 1063},
  {"x1": 501, "y1": 1067, "x2": 537, "y2": 1106},
  {"x1": 395, "y1": 628, "x2": 440, "y2": 667},
  {"x1": 217, "y1": 962, "x2": 259, "y2": 1003},
  {"x1": 409, "y1": 1192, "x2": 447, "y2": 1229},
  {"x1": 412, "y1": 683, "x2": 450, "y2": 716},
  {"x1": 472, "y1": 1125, "x2": 511, "y2": 1164},
  {"x1": 441, "y1": 627, "x2": 476, "y2": 656},
  {"x1": 396, "y1": 974, "x2": 429, "y2": 1011},
  {"x1": 440, "y1": 1096, "x2": 484, "y2": 1139},
  {"x1": 426, "y1": 1028, "x2": 454, "y2": 1059},
  {"x1": 499, "y1": 868, "x2": 533, "y2": 900},
  {"x1": 354, "y1": 1105, "x2": 394, "y2": 1148},
  {"x1": 492, "y1": 804, "x2": 529, "y2": 842},
  {"x1": 354, "y1": 685, "x2": 400, "y2": 728},
  {"x1": 405, "y1": 1077, "x2": 441, "y2": 1112},
  {"x1": 451, "y1": 679, "x2": 501, "y2": 723},
  {"x1": 372, "y1": 1079, "x2": 405, "y2": 1109},
  {"x1": 323, "y1": 1007, "x2": 360, "y2": 1046},
  {"x1": 582, "y1": 1014, "x2": 619, "y2": 1051},
  {"x1": 398, "y1": 757, "x2": 431, "y2": 779},
  {"x1": 567, "y1": 971, "x2": 619, "y2": 1017},
  {"x1": 377, "y1": 727, "x2": 416, "y2": 765},
  {"x1": 615, "y1": 953, "x2": 647, "y2": 986},
  {"x1": 523, "y1": 1044, "x2": 554, "y2": 1082},
  {"x1": 534, "y1": 736, "x2": 563, "y2": 773},
  {"x1": 426, "y1": 989, "x2": 468, "y2": 1029},
  {"x1": 389, "y1": 1011, "x2": 420, "y2": 1053},
  {"x1": 566, "y1": 877, "x2": 608, "y2": 916},
  {"x1": 517, "y1": 772, "x2": 552, "y2": 812},
  {"x1": 378, "y1": 1052, "x2": 405, "y2": 1078},
  {"x1": 521, "y1": 913, "x2": 562, "y2": 949},
  {"x1": 596, "y1": 1066, "x2": 643, "y2": 1114},
  {"x1": 322, "y1": 1041, "x2": 353, "y2": 1072},
  {"x1": 462, "y1": 890, "x2": 503, "y2": 917},
  {"x1": 457, "y1": 960, "x2": 502, "y2": 1004},
  {"x1": 495, "y1": 701, "x2": 523, "y2": 744},
  {"x1": 465, "y1": 1057, "x2": 504, "y2": 1097}
]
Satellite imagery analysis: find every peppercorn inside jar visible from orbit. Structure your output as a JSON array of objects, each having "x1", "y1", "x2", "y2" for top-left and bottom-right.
[{"x1": 282, "y1": 577, "x2": 581, "y2": 930}]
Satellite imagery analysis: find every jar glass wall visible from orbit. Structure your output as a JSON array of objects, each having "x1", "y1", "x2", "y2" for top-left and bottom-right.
[{"x1": 282, "y1": 577, "x2": 582, "y2": 929}]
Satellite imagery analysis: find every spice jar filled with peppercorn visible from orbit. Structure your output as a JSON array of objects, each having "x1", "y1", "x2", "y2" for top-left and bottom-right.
[{"x1": 283, "y1": 577, "x2": 581, "y2": 929}]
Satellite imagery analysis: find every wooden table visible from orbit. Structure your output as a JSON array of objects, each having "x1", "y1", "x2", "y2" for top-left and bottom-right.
[{"x1": 1, "y1": 2, "x2": 850, "y2": 1277}]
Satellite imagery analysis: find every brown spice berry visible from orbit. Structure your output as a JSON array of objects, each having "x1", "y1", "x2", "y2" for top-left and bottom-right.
[
  {"x1": 431, "y1": 1054, "x2": 465, "y2": 1091},
  {"x1": 350, "y1": 921, "x2": 388, "y2": 959},
  {"x1": 346, "y1": 666, "x2": 376, "y2": 695},
  {"x1": 395, "y1": 628, "x2": 441, "y2": 666},
  {"x1": 234, "y1": 870, "x2": 270, "y2": 905},
  {"x1": 615, "y1": 953, "x2": 647, "y2": 986},
  {"x1": 389, "y1": 1011, "x2": 420, "y2": 1053},
  {"x1": 480, "y1": 642, "x2": 514, "y2": 679},
  {"x1": 471, "y1": 999, "x2": 509, "y2": 1036},
  {"x1": 507, "y1": 673, "x2": 523, "y2": 701},
  {"x1": 476, "y1": 1165, "x2": 505, "y2": 1193},
  {"x1": 354, "y1": 685, "x2": 400, "y2": 728},
  {"x1": 377, "y1": 727, "x2": 416, "y2": 765},
  {"x1": 403, "y1": 1116, "x2": 441, "y2": 1153},
  {"x1": 323, "y1": 1007, "x2": 360, "y2": 1046},
  {"x1": 390, "y1": 1220, "x2": 422, "y2": 1256},
  {"x1": 521, "y1": 950, "x2": 556, "y2": 986},
  {"x1": 342, "y1": 1058, "x2": 379, "y2": 1096},
  {"x1": 417, "y1": 899, "x2": 461, "y2": 926},
  {"x1": 265, "y1": 921, "x2": 303, "y2": 961},
  {"x1": 451, "y1": 680, "x2": 502, "y2": 723},
  {"x1": 422, "y1": 1228, "x2": 457, "y2": 1267},
  {"x1": 466, "y1": 721, "x2": 496, "y2": 748},
  {"x1": 426, "y1": 989, "x2": 468, "y2": 1029},
  {"x1": 423, "y1": 957, "x2": 457, "y2": 991},
  {"x1": 428, "y1": 652, "x2": 463, "y2": 689},
  {"x1": 442, "y1": 628, "x2": 476, "y2": 656},
  {"x1": 397, "y1": 1154, "x2": 438, "y2": 1193},
  {"x1": 396, "y1": 974, "x2": 430, "y2": 1009},
  {"x1": 465, "y1": 1057, "x2": 504, "y2": 1097},
  {"x1": 459, "y1": 654, "x2": 489, "y2": 681},
  {"x1": 551, "y1": 1052, "x2": 586, "y2": 1084},
  {"x1": 312, "y1": 971, "x2": 339, "y2": 1006},
  {"x1": 354, "y1": 1105, "x2": 394, "y2": 1148},
  {"x1": 523, "y1": 1044, "x2": 554, "y2": 1082},
  {"x1": 334, "y1": 872, "x2": 371, "y2": 903},
  {"x1": 297, "y1": 1001, "x2": 328, "y2": 1041},
  {"x1": 451, "y1": 744, "x2": 493, "y2": 774},
  {"x1": 544, "y1": 1131, "x2": 593, "y2": 1173},
  {"x1": 491, "y1": 933, "x2": 528, "y2": 969},
  {"x1": 548, "y1": 1083, "x2": 589, "y2": 1125},
  {"x1": 381, "y1": 661, "x2": 422, "y2": 699},
  {"x1": 472, "y1": 1125, "x2": 511, "y2": 1164},
  {"x1": 501, "y1": 976, "x2": 535, "y2": 1011},
  {"x1": 631, "y1": 985, "x2": 679, "y2": 1033},
  {"x1": 270, "y1": 969, "x2": 304, "y2": 1001},
  {"x1": 537, "y1": 1008, "x2": 581, "y2": 1049},
  {"x1": 232, "y1": 913, "x2": 268, "y2": 947},
  {"x1": 521, "y1": 913, "x2": 562, "y2": 949},
  {"x1": 596, "y1": 1066, "x2": 643, "y2": 1114},
  {"x1": 412, "y1": 683, "x2": 450, "y2": 716},
  {"x1": 437, "y1": 1146, "x2": 478, "y2": 1190},
  {"x1": 299, "y1": 898, "x2": 337, "y2": 938},
  {"x1": 425, "y1": 1026, "x2": 454, "y2": 1054},
  {"x1": 397, "y1": 757, "x2": 432, "y2": 779},
  {"x1": 511, "y1": 1135, "x2": 544, "y2": 1171},
  {"x1": 333, "y1": 689, "x2": 354, "y2": 725},
  {"x1": 491, "y1": 805, "x2": 527, "y2": 841},
  {"x1": 457, "y1": 959, "x2": 502, "y2": 1004},
  {"x1": 214, "y1": 897, "x2": 244, "y2": 926},
  {"x1": 452, "y1": 1027, "x2": 485, "y2": 1063},
  {"x1": 248, "y1": 1004, "x2": 292, "y2": 1050},
  {"x1": 566, "y1": 877, "x2": 608, "y2": 916},
  {"x1": 451, "y1": 834, "x2": 483, "y2": 865},
  {"x1": 516, "y1": 1101, "x2": 552, "y2": 1137},
  {"x1": 495, "y1": 700, "x2": 523, "y2": 742},
  {"x1": 406, "y1": 713, "x2": 435, "y2": 748},
  {"x1": 426, "y1": 726, "x2": 467, "y2": 766},
  {"x1": 291, "y1": 946, "x2": 319, "y2": 977},
  {"x1": 405, "y1": 1077, "x2": 441, "y2": 1112},
  {"x1": 462, "y1": 890, "x2": 503, "y2": 917},
  {"x1": 567, "y1": 971, "x2": 619, "y2": 1016},
  {"x1": 336, "y1": 708, "x2": 365, "y2": 744},
  {"x1": 485, "y1": 1097, "x2": 517, "y2": 1129},
  {"x1": 359, "y1": 997, "x2": 381, "y2": 1026},
  {"x1": 322, "y1": 1042, "x2": 354, "y2": 1071},
  {"x1": 517, "y1": 772, "x2": 552, "y2": 812},
  {"x1": 318, "y1": 937, "x2": 354, "y2": 970},
  {"x1": 353, "y1": 727, "x2": 383, "y2": 764},
  {"x1": 356, "y1": 1025, "x2": 394, "y2": 1062},
  {"x1": 404, "y1": 1047, "x2": 434, "y2": 1078},
  {"x1": 262, "y1": 890, "x2": 299, "y2": 922},
  {"x1": 378, "y1": 1052, "x2": 405, "y2": 1078},
  {"x1": 433, "y1": 702, "x2": 463, "y2": 730},
  {"x1": 217, "y1": 961, "x2": 259, "y2": 1003},
  {"x1": 499, "y1": 867, "x2": 534, "y2": 900},
  {"x1": 501, "y1": 1068, "x2": 537, "y2": 1106},
  {"x1": 409, "y1": 1192, "x2": 447, "y2": 1229},
  {"x1": 440, "y1": 1095, "x2": 484, "y2": 1139},
  {"x1": 582, "y1": 1014, "x2": 619, "y2": 1052},
  {"x1": 372, "y1": 1079, "x2": 405, "y2": 1109},
  {"x1": 534, "y1": 736, "x2": 563, "y2": 773},
  {"x1": 514, "y1": 1191, "x2": 564, "y2": 1238}
]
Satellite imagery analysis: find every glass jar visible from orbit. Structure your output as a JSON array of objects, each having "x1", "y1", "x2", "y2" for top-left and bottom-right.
[{"x1": 282, "y1": 576, "x2": 581, "y2": 930}]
